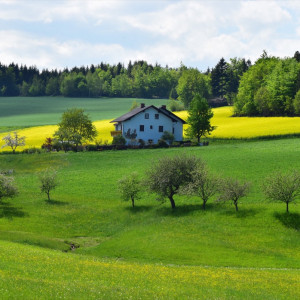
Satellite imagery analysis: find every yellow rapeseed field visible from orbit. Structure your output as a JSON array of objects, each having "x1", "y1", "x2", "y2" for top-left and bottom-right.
[{"x1": 1, "y1": 106, "x2": 300, "y2": 151}]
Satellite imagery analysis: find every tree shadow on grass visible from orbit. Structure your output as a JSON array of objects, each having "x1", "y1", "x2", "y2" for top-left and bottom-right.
[
  {"x1": 0, "y1": 202, "x2": 27, "y2": 219},
  {"x1": 274, "y1": 212, "x2": 300, "y2": 230},
  {"x1": 125, "y1": 205, "x2": 153, "y2": 213},
  {"x1": 157, "y1": 203, "x2": 206, "y2": 217},
  {"x1": 219, "y1": 207, "x2": 259, "y2": 218},
  {"x1": 45, "y1": 199, "x2": 68, "y2": 206}
]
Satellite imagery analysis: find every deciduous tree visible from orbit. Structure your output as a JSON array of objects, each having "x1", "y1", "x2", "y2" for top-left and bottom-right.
[
  {"x1": 118, "y1": 172, "x2": 141, "y2": 208},
  {"x1": 146, "y1": 154, "x2": 200, "y2": 209},
  {"x1": 1, "y1": 131, "x2": 26, "y2": 153},
  {"x1": 263, "y1": 170, "x2": 300, "y2": 213},
  {"x1": 186, "y1": 94, "x2": 214, "y2": 143},
  {"x1": 0, "y1": 174, "x2": 18, "y2": 203},
  {"x1": 39, "y1": 168, "x2": 58, "y2": 202},
  {"x1": 54, "y1": 108, "x2": 97, "y2": 150},
  {"x1": 218, "y1": 178, "x2": 250, "y2": 211}
]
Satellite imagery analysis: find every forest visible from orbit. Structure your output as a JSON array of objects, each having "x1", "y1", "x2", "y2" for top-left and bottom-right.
[{"x1": 0, "y1": 51, "x2": 300, "y2": 116}]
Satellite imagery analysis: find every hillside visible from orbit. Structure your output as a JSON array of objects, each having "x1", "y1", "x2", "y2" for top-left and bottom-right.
[{"x1": 0, "y1": 140, "x2": 299, "y2": 298}]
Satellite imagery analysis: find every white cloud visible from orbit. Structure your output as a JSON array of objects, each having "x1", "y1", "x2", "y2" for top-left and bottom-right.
[
  {"x1": 0, "y1": 30, "x2": 135, "y2": 69},
  {"x1": 0, "y1": 1, "x2": 299, "y2": 70}
]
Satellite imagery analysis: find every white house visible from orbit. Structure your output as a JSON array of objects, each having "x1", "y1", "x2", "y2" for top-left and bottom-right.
[{"x1": 110, "y1": 103, "x2": 186, "y2": 144}]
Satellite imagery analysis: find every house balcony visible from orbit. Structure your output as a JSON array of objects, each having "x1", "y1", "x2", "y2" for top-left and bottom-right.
[{"x1": 110, "y1": 130, "x2": 122, "y2": 137}]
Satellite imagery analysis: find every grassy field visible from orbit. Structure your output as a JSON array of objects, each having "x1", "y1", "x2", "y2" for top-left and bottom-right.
[
  {"x1": 0, "y1": 96, "x2": 168, "y2": 131},
  {"x1": 0, "y1": 140, "x2": 299, "y2": 298}
]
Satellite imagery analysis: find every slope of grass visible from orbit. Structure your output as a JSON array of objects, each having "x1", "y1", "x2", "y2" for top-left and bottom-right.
[
  {"x1": 1, "y1": 240, "x2": 299, "y2": 299},
  {"x1": 0, "y1": 140, "x2": 299, "y2": 267},
  {"x1": 0, "y1": 96, "x2": 168, "y2": 128}
]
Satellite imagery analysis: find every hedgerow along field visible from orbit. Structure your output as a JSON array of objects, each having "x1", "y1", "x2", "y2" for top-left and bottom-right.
[
  {"x1": 0, "y1": 139, "x2": 300, "y2": 298},
  {"x1": 2, "y1": 97, "x2": 300, "y2": 151}
]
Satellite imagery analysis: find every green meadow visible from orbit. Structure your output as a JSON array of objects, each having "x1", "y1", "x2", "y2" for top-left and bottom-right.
[
  {"x1": 0, "y1": 97, "x2": 168, "y2": 132},
  {"x1": 0, "y1": 139, "x2": 299, "y2": 299}
]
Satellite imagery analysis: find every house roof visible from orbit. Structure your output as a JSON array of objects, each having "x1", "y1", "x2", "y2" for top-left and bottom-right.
[{"x1": 110, "y1": 105, "x2": 186, "y2": 124}]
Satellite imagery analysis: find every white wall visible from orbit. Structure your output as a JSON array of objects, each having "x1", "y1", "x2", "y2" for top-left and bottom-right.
[{"x1": 122, "y1": 107, "x2": 183, "y2": 144}]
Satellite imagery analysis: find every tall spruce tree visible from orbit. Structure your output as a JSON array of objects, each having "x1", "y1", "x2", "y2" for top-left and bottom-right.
[{"x1": 211, "y1": 58, "x2": 228, "y2": 98}]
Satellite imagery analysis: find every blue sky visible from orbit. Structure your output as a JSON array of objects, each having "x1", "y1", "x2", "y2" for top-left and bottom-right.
[{"x1": 0, "y1": 0, "x2": 300, "y2": 71}]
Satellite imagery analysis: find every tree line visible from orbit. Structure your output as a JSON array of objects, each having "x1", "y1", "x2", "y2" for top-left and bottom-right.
[{"x1": 0, "y1": 58, "x2": 251, "y2": 104}]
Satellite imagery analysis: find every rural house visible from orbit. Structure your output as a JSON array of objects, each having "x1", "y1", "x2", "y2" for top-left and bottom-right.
[{"x1": 110, "y1": 103, "x2": 186, "y2": 144}]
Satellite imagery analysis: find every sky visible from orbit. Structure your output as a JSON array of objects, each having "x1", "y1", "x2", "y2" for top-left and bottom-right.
[{"x1": 0, "y1": 0, "x2": 300, "y2": 71}]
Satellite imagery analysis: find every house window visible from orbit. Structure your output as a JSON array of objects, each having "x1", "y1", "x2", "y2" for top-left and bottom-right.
[
  {"x1": 172, "y1": 128, "x2": 175, "y2": 134},
  {"x1": 150, "y1": 125, "x2": 153, "y2": 129},
  {"x1": 159, "y1": 126, "x2": 163, "y2": 132},
  {"x1": 140, "y1": 125, "x2": 144, "y2": 132},
  {"x1": 155, "y1": 114, "x2": 159, "y2": 119},
  {"x1": 145, "y1": 113, "x2": 149, "y2": 119}
]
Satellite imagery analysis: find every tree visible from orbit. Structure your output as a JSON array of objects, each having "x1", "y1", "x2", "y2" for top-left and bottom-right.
[
  {"x1": 1, "y1": 131, "x2": 26, "y2": 153},
  {"x1": 0, "y1": 174, "x2": 18, "y2": 203},
  {"x1": 181, "y1": 164, "x2": 219, "y2": 210},
  {"x1": 54, "y1": 108, "x2": 97, "y2": 150},
  {"x1": 263, "y1": 170, "x2": 300, "y2": 213},
  {"x1": 211, "y1": 57, "x2": 228, "y2": 98},
  {"x1": 146, "y1": 154, "x2": 200, "y2": 209},
  {"x1": 186, "y1": 94, "x2": 215, "y2": 143},
  {"x1": 218, "y1": 178, "x2": 250, "y2": 211},
  {"x1": 294, "y1": 90, "x2": 300, "y2": 115},
  {"x1": 176, "y1": 68, "x2": 211, "y2": 108},
  {"x1": 39, "y1": 168, "x2": 58, "y2": 202},
  {"x1": 118, "y1": 172, "x2": 141, "y2": 208}
]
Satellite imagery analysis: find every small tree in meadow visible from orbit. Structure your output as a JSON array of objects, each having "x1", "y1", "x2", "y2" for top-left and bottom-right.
[
  {"x1": 181, "y1": 163, "x2": 219, "y2": 210},
  {"x1": 263, "y1": 170, "x2": 300, "y2": 213},
  {"x1": 39, "y1": 168, "x2": 58, "y2": 202},
  {"x1": 0, "y1": 174, "x2": 18, "y2": 203},
  {"x1": 118, "y1": 172, "x2": 141, "y2": 208},
  {"x1": 1, "y1": 131, "x2": 26, "y2": 153},
  {"x1": 218, "y1": 178, "x2": 250, "y2": 211},
  {"x1": 146, "y1": 154, "x2": 200, "y2": 209}
]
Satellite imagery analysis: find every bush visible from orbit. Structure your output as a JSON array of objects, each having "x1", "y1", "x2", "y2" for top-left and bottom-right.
[
  {"x1": 167, "y1": 99, "x2": 185, "y2": 112},
  {"x1": 112, "y1": 134, "x2": 126, "y2": 146},
  {"x1": 157, "y1": 139, "x2": 169, "y2": 148},
  {"x1": 161, "y1": 131, "x2": 175, "y2": 145},
  {"x1": 22, "y1": 147, "x2": 42, "y2": 154}
]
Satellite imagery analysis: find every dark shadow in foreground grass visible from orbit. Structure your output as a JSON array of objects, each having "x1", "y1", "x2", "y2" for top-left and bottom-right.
[
  {"x1": 157, "y1": 203, "x2": 214, "y2": 217},
  {"x1": 274, "y1": 212, "x2": 300, "y2": 230},
  {"x1": 0, "y1": 202, "x2": 27, "y2": 219},
  {"x1": 219, "y1": 207, "x2": 259, "y2": 218},
  {"x1": 125, "y1": 205, "x2": 153, "y2": 213},
  {"x1": 45, "y1": 199, "x2": 68, "y2": 206}
]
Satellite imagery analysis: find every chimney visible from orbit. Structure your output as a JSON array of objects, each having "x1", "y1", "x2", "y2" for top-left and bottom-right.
[
  {"x1": 161, "y1": 105, "x2": 166, "y2": 109},
  {"x1": 141, "y1": 103, "x2": 145, "y2": 108}
]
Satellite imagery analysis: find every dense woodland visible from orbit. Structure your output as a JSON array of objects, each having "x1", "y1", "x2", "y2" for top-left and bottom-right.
[
  {"x1": 0, "y1": 51, "x2": 300, "y2": 116},
  {"x1": 0, "y1": 58, "x2": 250, "y2": 102}
]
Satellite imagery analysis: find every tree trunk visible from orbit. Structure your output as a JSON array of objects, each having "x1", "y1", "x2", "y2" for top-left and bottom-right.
[
  {"x1": 197, "y1": 136, "x2": 200, "y2": 143},
  {"x1": 203, "y1": 200, "x2": 206, "y2": 210},
  {"x1": 234, "y1": 201, "x2": 238, "y2": 211},
  {"x1": 169, "y1": 196, "x2": 176, "y2": 209},
  {"x1": 131, "y1": 196, "x2": 135, "y2": 208},
  {"x1": 286, "y1": 202, "x2": 289, "y2": 213},
  {"x1": 47, "y1": 191, "x2": 51, "y2": 201}
]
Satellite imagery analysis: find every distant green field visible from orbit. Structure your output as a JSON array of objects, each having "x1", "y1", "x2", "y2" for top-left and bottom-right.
[
  {"x1": 0, "y1": 96, "x2": 168, "y2": 130},
  {"x1": 0, "y1": 140, "x2": 299, "y2": 298}
]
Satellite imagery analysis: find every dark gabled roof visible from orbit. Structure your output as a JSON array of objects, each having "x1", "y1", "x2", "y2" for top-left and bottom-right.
[{"x1": 110, "y1": 105, "x2": 186, "y2": 124}]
